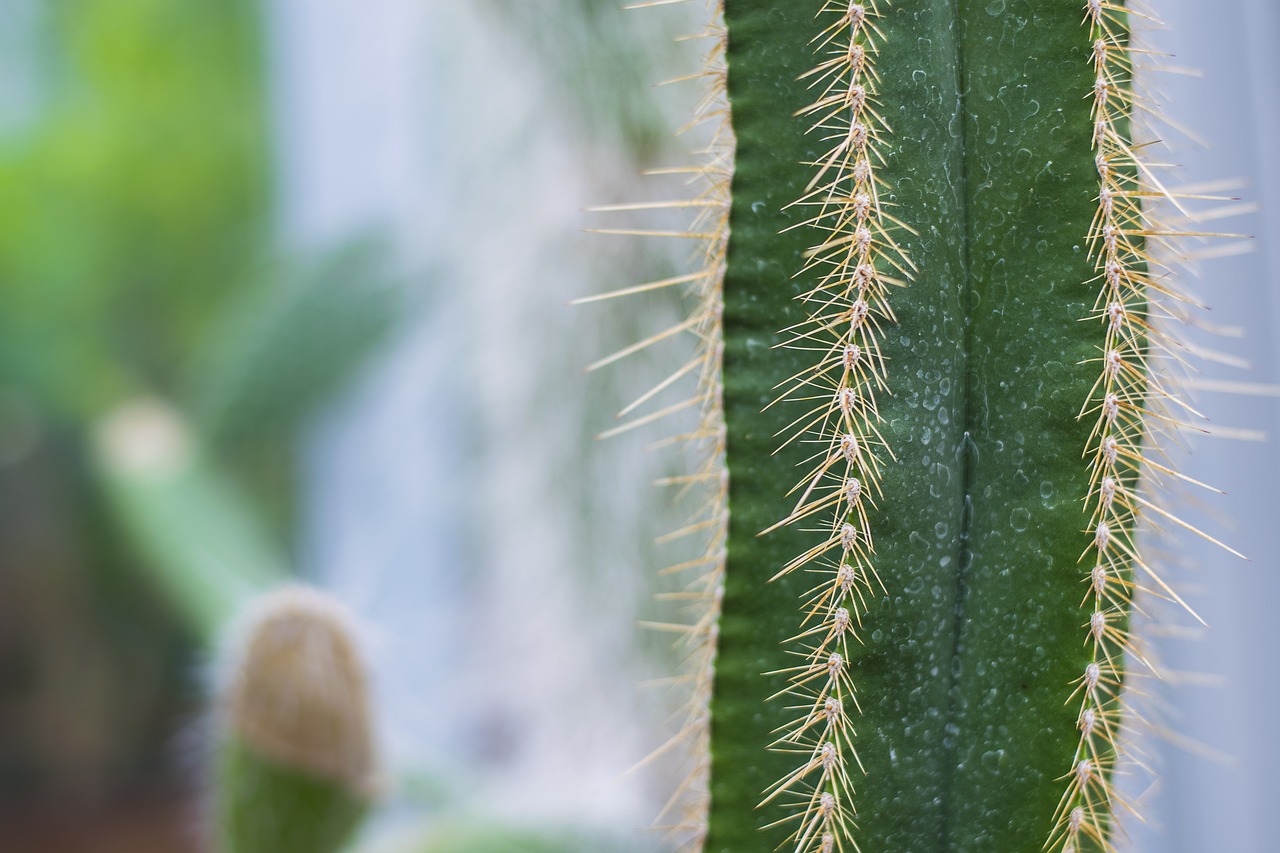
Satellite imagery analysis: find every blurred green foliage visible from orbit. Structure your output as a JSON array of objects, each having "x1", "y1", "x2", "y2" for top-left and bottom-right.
[
  {"x1": 1, "y1": 0, "x2": 673, "y2": 846},
  {"x1": 0, "y1": 0, "x2": 403, "y2": 634},
  {"x1": 363, "y1": 821, "x2": 650, "y2": 853},
  {"x1": 194, "y1": 242, "x2": 401, "y2": 454},
  {"x1": 0, "y1": 0, "x2": 272, "y2": 811},
  {"x1": 0, "y1": 0, "x2": 267, "y2": 417}
]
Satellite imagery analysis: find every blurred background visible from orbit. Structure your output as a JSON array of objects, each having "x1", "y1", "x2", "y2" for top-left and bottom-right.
[{"x1": 0, "y1": 1, "x2": 1273, "y2": 852}]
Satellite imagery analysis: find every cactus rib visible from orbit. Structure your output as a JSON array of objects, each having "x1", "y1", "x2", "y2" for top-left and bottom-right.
[{"x1": 761, "y1": 4, "x2": 912, "y2": 852}]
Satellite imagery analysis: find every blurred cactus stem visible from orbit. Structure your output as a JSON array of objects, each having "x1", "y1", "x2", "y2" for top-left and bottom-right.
[
  {"x1": 216, "y1": 585, "x2": 378, "y2": 853},
  {"x1": 92, "y1": 399, "x2": 288, "y2": 642}
]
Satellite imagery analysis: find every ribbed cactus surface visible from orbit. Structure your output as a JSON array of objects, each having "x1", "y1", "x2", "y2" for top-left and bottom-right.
[{"x1": 607, "y1": 2, "x2": 1193, "y2": 850}]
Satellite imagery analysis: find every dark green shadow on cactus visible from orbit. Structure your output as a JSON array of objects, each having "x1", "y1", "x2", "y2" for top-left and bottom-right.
[{"x1": 708, "y1": 1, "x2": 1114, "y2": 850}]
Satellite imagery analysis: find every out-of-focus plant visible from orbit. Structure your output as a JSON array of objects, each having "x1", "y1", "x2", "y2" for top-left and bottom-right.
[
  {"x1": 0, "y1": 0, "x2": 271, "y2": 807},
  {"x1": 0, "y1": 0, "x2": 267, "y2": 415},
  {"x1": 0, "y1": 0, "x2": 405, "y2": 816}
]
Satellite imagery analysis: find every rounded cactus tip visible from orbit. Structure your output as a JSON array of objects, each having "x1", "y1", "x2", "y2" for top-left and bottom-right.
[{"x1": 221, "y1": 584, "x2": 378, "y2": 797}]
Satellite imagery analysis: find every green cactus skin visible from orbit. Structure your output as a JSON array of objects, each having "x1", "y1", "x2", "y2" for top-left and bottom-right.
[
  {"x1": 217, "y1": 739, "x2": 369, "y2": 853},
  {"x1": 651, "y1": 1, "x2": 1157, "y2": 850}
]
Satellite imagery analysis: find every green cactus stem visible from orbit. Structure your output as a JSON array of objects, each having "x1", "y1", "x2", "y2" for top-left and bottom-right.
[{"x1": 595, "y1": 1, "x2": 1218, "y2": 850}]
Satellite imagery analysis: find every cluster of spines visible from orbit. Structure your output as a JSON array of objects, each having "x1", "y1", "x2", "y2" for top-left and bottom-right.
[
  {"x1": 583, "y1": 3, "x2": 731, "y2": 848},
  {"x1": 764, "y1": 4, "x2": 911, "y2": 852},
  {"x1": 1049, "y1": 2, "x2": 1223, "y2": 849}
]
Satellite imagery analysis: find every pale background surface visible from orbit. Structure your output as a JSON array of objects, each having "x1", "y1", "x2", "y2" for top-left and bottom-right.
[{"x1": 1121, "y1": 2, "x2": 1280, "y2": 852}]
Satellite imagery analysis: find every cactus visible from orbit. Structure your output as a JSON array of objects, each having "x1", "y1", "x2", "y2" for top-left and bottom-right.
[
  {"x1": 215, "y1": 586, "x2": 377, "y2": 853},
  {"x1": 595, "y1": 1, "x2": 1234, "y2": 851}
]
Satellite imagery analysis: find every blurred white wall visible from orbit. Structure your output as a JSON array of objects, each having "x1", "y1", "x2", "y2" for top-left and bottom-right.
[{"x1": 267, "y1": 0, "x2": 433, "y2": 250}]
